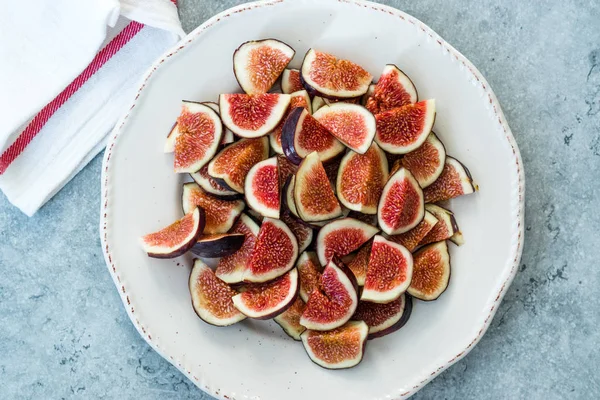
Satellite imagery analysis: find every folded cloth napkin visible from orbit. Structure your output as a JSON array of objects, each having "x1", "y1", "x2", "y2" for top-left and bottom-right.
[{"x1": 0, "y1": 0, "x2": 185, "y2": 216}]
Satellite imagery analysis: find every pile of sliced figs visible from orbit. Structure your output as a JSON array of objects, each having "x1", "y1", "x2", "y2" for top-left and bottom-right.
[{"x1": 139, "y1": 39, "x2": 476, "y2": 370}]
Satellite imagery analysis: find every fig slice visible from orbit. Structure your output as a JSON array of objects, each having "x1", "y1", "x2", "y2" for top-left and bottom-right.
[
  {"x1": 244, "y1": 217, "x2": 299, "y2": 283},
  {"x1": 190, "y1": 233, "x2": 245, "y2": 258},
  {"x1": 387, "y1": 210, "x2": 438, "y2": 251},
  {"x1": 375, "y1": 99, "x2": 436, "y2": 154},
  {"x1": 377, "y1": 167, "x2": 425, "y2": 235},
  {"x1": 274, "y1": 297, "x2": 306, "y2": 340},
  {"x1": 418, "y1": 204, "x2": 459, "y2": 246},
  {"x1": 346, "y1": 241, "x2": 371, "y2": 286},
  {"x1": 269, "y1": 90, "x2": 312, "y2": 154},
  {"x1": 294, "y1": 151, "x2": 342, "y2": 222},
  {"x1": 401, "y1": 132, "x2": 447, "y2": 188},
  {"x1": 233, "y1": 39, "x2": 295, "y2": 95},
  {"x1": 232, "y1": 268, "x2": 299, "y2": 319},
  {"x1": 296, "y1": 251, "x2": 324, "y2": 302},
  {"x1": 169, "y1": 101, "x2": 223, "y2": 173},
  {"x1": 219, "y1": 93, "x2": 291, "y2": 138},
  {"x1": 244, "y1": 156, "x2": 280, "y2": 219},
  {"x1": 301, "y1": 320, "x2": 368, "y2": 370},
  {"x1": 311, "y1": 96, "x2": 326, "y2": 113},
  {"x1": 408, "y1": 241, "x2": 451, "y2": 301},
  {"x1": 283, "y1": 174, "x2": 299, "y2": 217},
  {"x1": 316, "y1": 217, "x2": 379, "y2": 266},
  {"x1": 182, "y1": 183, "x2": 245, "y2": 234},
  {"x1": 190, "y1": 165, "x2": 239, "y2": 199},
  {"x1": 361, "y1": 83, "x2": 376, "y2": 106},
  {"x1": 207, "y1": 137, "x2": 269, "y2": 193},
  {"x1": 202, "y1": 101, "x2": 235, "y2": 145},
  {"x1": 362, "y1": 235, "x2": 414, "y2": 304},
  {"x1": 140, "y1": 207, "x2": 205, "y2": 259},
  {"x1": 300, "y1": 257, "x2": 359, "y2": 331},
  {"x1": 281, "y1": 68, "x2": 304, "y2": 94},
  {"x1": 215, "y1": 214, "x2": 260, "y2": 284},
  {"x1": 336, "y1": 142, "x2": 389, "y2": 214},
  {"x1": 281, "y1": 107, "x2": 345, "y2": 164},
  {"x1": 423, "y1": 156, "x2": 475, "y2": 203},
  {"x1": 366, "y1": 64, "x2": 418, "y2": 114},
  {"x1": 353, "y1": 293, "x2": 412, "y2": 339},
  {"x1": 300, "y1": 49, "x2": 373, "y2": 99},
  {"x1": 189, "y1": 259, "x2": 246, "y2": 326},
  {"x1": 277, "y1": 154, "x2": 298, "y2": 186},
  {"x1": 313, "y1": 103, "x2": 376, "y2": 154},
  {"x1": 281, "y1": 209, "x2": 314, "y2": 253}
]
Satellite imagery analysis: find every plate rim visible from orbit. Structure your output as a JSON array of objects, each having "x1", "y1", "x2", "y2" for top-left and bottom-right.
[{"x1": 100, "y1": 0, "x2": 525, "y2": 398}]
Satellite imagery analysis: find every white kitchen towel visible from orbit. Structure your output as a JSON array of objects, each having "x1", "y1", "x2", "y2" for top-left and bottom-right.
[{"x1": 0, "y1": 0, "x2": 185, "y2": 216}]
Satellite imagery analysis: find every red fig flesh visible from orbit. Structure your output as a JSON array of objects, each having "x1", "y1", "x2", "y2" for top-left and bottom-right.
[
  {"x1": 362, "y1": 235, "x2": 413, "y2": 304},
  {"x1": 269, "y1": 90, "x2": 312, "y2": 154},
  {"x1": 346, "y1": 241, "x2": 371, "y2": 286},
  {"x1": 313, "y1": 103, "x2": 376, "y2": 154},
  {"x1": 245, "y1": 217, "x2": 299, "y2": 283},
  {"x1": 191, "y1": 233, "x2": 245, "y2": 258},
  {"x1": 301, "y1": 321, "x2": 368, "y2": 369},
  {"x1": 408, "y1": 241, "x2": 451, "y2": 301},
  {"x1": 423, "y1": 156, "x2": 475, "y2": 203},
  {"x1": 300, "y1": 49, "x2": 372, "y2": 99},
  {"x1": 190, "y1": 165, "x2": 239, "y2": 198},
  {"x1": 361, "y1": 83, "x2": 376, "y2": 106},
  {"x1": 201, "y1": 101, "x2": 235, "y2": 145},
  {"x1": 296, "y1": 251, "x2": 323, "y2": 302},
  {"x1": 294, "y1": 152, "x2": 342, "y2": 222},
  {"x1": 281, "y1": 68, "x2": 304, "y2": 94},
  {"x1": 182, "y1": 183, "x2": 245, "y2": 234},
  {"x1": 366, "y1": 64, "x2": 417, "y2": 114},
  {"x1": 419, "y1": 204, "x2": 459, "y2": 246},
  {"x1": 375, "y1": 99, "x2": 436, "y2": 154},
  {"x1": 316, "y1": 217, "x2": 379, "y2": 266},
  {"x1": 401, "y1": 132, "x2": 446, "y2": 188},
  {"x1": 377, "y1": 167, "x2": 425, "y2": 235},
  {"x1": 207, "y1": 137, "x2": 269, "y2": 193},
  {"x1": 387, "y1": 210, "x2": 438, "y2": 251},
  {"x1": 232, "y1": 268, "x2": 299, "y2": 319},
  {"x1": 300, "y1": 257, "x2": 359, "y2": 331},
  {"x1": 140, "y1": 207, "x2": 205, "y2": 259},
  {"x1": 219, "y1": 93, "x2": 291, "y2": 138},
  {"x1": 215, "y1": 214, "x2": 260, "y2": 284},
  {"x1": 189, "y1": 259, "x2": 246, "y2": 326},
  {"x1": 244, "y1": 156, "x2": 280, "y2": 219},
  {"x1": 336, "y1": 142, "x2": 389, "y2": 214},
  {"x1": 233, "y1": 39, "x2": 295, "y2": 95},
  {"x1": 274, "y1": 297, "x2": 306, "y2": 340},
  {"x1": 353, "y1": 293, "x2": 412, "y2": 339}
]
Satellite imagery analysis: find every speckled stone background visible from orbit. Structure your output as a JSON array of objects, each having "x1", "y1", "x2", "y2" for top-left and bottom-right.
[{"x1": 1, "y1": 0, "x2": 599, "y2": 398}]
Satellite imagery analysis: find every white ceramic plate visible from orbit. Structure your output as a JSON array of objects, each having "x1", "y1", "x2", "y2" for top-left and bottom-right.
[{"x1": 100, "y1": 1, "x2": 524, "y2": 398}]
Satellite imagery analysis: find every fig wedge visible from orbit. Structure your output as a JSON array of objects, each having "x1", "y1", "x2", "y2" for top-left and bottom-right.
[
  {"x1": 300, "y1": 257, "x2": 359, "y2": 331},
  {"x1": 353, "y1": 293, "x2": 412, "y2": 339},
  {"x1": 219, "y1": 93, "x2": 291, "y2": 138},
  {"x1": 269, "y1": 90, "x2": 312, "y2": 154},
  {"x1": 408, "y1": 241, "x2": 451, "y2": 301},
  {"x1": 375, "y1": 99, "x2": 436, "y2": 154},
  {"x1": 281, "y1": 107, "x2": 345, "y2": 164},
  {"x1": 274, "y1": 297, "x2": 306, "y2": 340},
  {"x1": 294, "y1": 151, "x2": 342, "y2": 222},
  {"x1": 423, "y1": 156, "x2": 475, "y2": 203},
  {"x1": 387, "y1": 210, "x2": 438, "y2": 251},
  {"x1": 377, "y1": 167, "x2": 425, "y2": 235},
  {"x1": 244, "y1": 217, "x2": 299, "y2": 283},
  {"x1": 233, "y1": 39, "x2": 295, "y2": 95},
  {"x1": 296, "y1": 251, "x2": 324, "y2": 302},
  {"x1": 418, "y1": 204, "x2": 459, "y2": 246},
  {"x1": 346, "y1": 241, "x2": 372, "y2": 286},
  {"x1": 401, "y1": 132, "x2": 446, "y2": 188},
  {"x1": 169, "y1": 101, "x2": 223, "y2": 173},
  {"x1": 336, "y1": 142, "x2": 389, "y2": 214},
  {"x1": 215, "y1": 214, "x2": 260, "y2": 284},
  {"x1": 277, "y1": 154, "x2": 298, "y2": 186},
  {"x1": 191, "y1": 233, "x2": 245, "y2": 258},
  {"x1": 207, "y1": 137, "x2": 269, "y2": 193},
  {"x1": 362, "y1": 235, "x2": 413, "y2": 304},
  {"x1": 232, "y1": 268, "x2": 299, "y2": 319},
  {"x1": 313, "y1": 103, "x2": 376, "y2": 154},
  {"x1": 365, "y1": 64, "x2": 417, "y2": 114},
  {"x1": 190, "y1": 165, "x2": 239, "y2": 199},
  {"x1": 189, "y1": 259, "x2": 246, "y2": 326},
  {"x1": 244, "y1": 156, "x2": 280, "y2": 219},
  {"x1": 361, "y1": 83, "x2": 376, "y2": 106},
  {"x1": 281, "y1": 209, "x2": 314, "y2": 253},
  {"x1": 300, "y1": 49, "x2": 372, "y2": 99},
  {"x1": 202, "y1": 101, "x2": 235, "y2": 145},
  {"x1": 182, "y1": 182, "x2": 245, "y2": 234},
  {"x1": 140, "y1": 207, "x2": 205, "y2": 259},
  {"x1": 316, "y1": 218, "x2": 379, "y2": 266},
  {"x1": 301, "y1": 320, "x2": 368, "y2": 369},
  {"x1": 281, "y1": 68, "x2": 304, "y2": 94}
]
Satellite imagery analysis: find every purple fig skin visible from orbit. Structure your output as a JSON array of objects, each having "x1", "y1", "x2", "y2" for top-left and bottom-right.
[
  {"x1": 189, "y1": 173, "x2": 243, "y2": 200},
  {"x1": 208, "y1": 176, "x2": 238, "y2": 193},
  {"x1": 281, "y1": 107, "x2": 305, "y2": 165},
  {"x1": 147, "y1": 207, "x2": 206, "y2": 259},
  {"x1": 367, "y1": 295, "x2": 413, "y2": 339},
  {"x1": 190, "y1": 233, "x2": 245, "y2": 258},
  {"x1": 246, "y1": 278, "x2": 300, "y2": 320}
]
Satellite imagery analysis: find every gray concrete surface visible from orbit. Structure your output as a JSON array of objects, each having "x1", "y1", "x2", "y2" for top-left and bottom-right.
[{"x1": 1, "y1": 0, "x2": 599, "y2": 398}]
